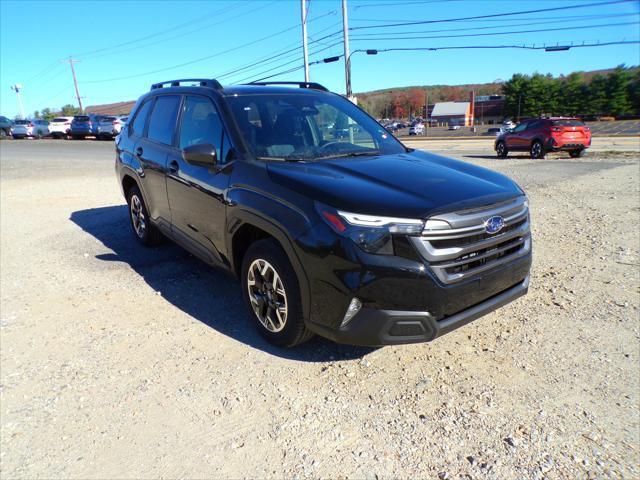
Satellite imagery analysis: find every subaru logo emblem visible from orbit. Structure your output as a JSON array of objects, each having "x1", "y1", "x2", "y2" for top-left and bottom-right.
[{"x1": 485, "y1": 216, "x2": 505, "y2": 234}]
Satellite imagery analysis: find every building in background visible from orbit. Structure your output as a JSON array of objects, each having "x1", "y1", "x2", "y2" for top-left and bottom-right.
[
  {"x1": 430, "y1": 101, "x2": 472, "y2": 126},
  {"x1": 86, "y1": 101, "x2": 135, "y2": 116}
]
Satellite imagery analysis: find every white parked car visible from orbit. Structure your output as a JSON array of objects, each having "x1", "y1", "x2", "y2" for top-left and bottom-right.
[
  {"x1": 408, "y1": 123, "x2": 425, "y2": 135},
  {"x1": 96, "y1": 116, "x2": 128, "y2": 139},
  {"x1": 448, "y1": 124, "x2": 461, "y2": 130},
  {"x1": 11, "y1": 119, "x2": 50, "y2": 139},
  {"x1": 49, "y1": 116, "x2": 74, "y2": 139}
]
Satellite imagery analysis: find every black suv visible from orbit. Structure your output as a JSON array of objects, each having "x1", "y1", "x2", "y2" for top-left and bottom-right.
[{"x1": 115, "y1": 79, "x2": 532, "y2": 348}]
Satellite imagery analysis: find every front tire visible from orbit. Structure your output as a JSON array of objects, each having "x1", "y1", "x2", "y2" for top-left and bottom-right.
[
  {"x1": 241, "y1": 239, "x2": 313, "y2": 348},
  {"x1": 496, "y1": 141, "x2": 508, "y2": 158},
  {"x1": 126, "y1": 185, "x2": 163, "y2": 246},
  {"x1": 530, "y1": 140, "x2": 546, "y2": 159},
  {"x1": 569, "y1": 149, "x2": 585, "y2": 158}
]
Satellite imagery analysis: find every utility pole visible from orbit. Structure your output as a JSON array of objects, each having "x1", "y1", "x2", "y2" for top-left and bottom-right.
[
  {"x1": 301, "y1": 0, "x2": 310, "y2": 82},
  {"x1": 63, "y1": 57, "x2": 84, "y2": 112},
  {"x1": 10, "y1": 84, "x2": 25, "y2": 119},
  {"x1": 342, "y1": 0, "x2": 352, "y2": 100},
  {"x1": 424, "y1": 89, "x2": 428, "y2": 137},
  {"x1": 517, "y1": 93, "x2": 522, "y2": 122}
]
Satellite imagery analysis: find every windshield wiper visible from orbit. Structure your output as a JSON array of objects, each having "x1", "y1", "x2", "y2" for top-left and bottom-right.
[
  {"x1": 258, "y1": 156, "x2": 305, "y2": 162},
  {"x1": 315, "y1": 150, "x2": 381, "y2": 161}
]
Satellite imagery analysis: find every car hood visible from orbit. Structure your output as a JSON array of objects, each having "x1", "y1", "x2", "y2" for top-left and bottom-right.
[{"x1": 267, "y1": 150, "x2": 523, "y2": 218}]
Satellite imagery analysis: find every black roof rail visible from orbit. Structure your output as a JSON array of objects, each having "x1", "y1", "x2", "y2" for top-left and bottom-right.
[
  {"x1": 150, "y1": 78, "x2": 223, "y2": 91},
  {"x1": 246, "y1": 81, "x2": 328, "y2": 92}
]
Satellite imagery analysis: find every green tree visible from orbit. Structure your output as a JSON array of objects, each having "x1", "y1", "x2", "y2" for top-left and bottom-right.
[
  {"x1": 628, "y1": 69, "x2": 640, "y2": 114},
  {"x1": 606, "y1": 66, "x2": 632, "y2": 116},
  {"x1": 586, "y1": 74, "x2": 608, "y2": 114},
  {"x1": 33, "y1": 110, "x2": 41, "y2": 119},
  {"x1": 559, "y1": 72, "x2": 586, "y2": 116},
  {"x1": 502, "y1": 74, "x2": 529, "y2": 120},
  {"x1": 60, "y1": 104, "x2": 81, "y2": 116},
  {"x1": 40, "y1": 108, "x2": 55, "y2": 121}
]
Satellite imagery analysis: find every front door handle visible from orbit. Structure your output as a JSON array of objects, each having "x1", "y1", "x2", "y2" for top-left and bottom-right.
[
  {"x1": 169, "y1": 160, "x2": 179, "y2": 174},
  {"x1": 135, "y1": 146, "x2": 143, "y2": 157}
]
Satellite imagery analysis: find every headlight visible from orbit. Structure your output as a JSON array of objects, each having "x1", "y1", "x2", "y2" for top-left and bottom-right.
[{"x1": 316, "y1": 202, "x2": 424, "y2": 255}]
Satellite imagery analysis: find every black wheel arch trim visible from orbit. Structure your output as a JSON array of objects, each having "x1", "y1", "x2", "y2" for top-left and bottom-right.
[{"x1": 226, "y1": 209, "x2": 312, "y2": 321}]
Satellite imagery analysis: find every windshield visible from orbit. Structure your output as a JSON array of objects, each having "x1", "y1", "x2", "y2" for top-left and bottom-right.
[
  {"x1": 74, "y1": 116, "x2": 90, "y2": 122},
  {"x1": 225, "y1": 92, "x2": 405, "y2": 161}
]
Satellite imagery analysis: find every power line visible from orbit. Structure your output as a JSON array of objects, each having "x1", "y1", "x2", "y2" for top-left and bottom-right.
[
  {"x1": 350, "y1": 20, "x2": 640, "y2": 42},
  {"x1": 349, "y1": 0, "x2": 634, "y2": 30},
  {"x1": 351, "y1": 12, "x2": 638, "y2": 23},
  {"x1": 217, "y1": 26, "x2": 342, "y2": 80},
  {"x1": 80, "y1": 13, "x2": 340, "y2": 84},
  {"x1": 350, "y1": 13, "x2": 638, "y2": 37},
  {"x1": 371, "y1": 40, "x2": 640, "y2": 53},
  {"x1": 73, "y1": 1, "x2": 254, "y2": 58},
  {"x1": 232, "y1": 41, "x2": 342, "y2": 84},
  {"x1": 353, "y1": 0, "x2": 458, "y2": 10},
  {"x1": 81, "y1": 2, "x2": 337, "y2": 62}
]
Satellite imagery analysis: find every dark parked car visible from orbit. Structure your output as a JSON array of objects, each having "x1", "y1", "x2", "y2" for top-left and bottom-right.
[
  {"x1": 70, "y1": 114, "x2": 103, "y2": 139},
  {"x1": 116, "y1": 79, "x2": 531, "y2": 347},
  {"x1": 0, "y1": 115, "x2": 13, "y2": 138},
  {"x1": 495, "y1": 117, "x2": 591, "y2": 159}
]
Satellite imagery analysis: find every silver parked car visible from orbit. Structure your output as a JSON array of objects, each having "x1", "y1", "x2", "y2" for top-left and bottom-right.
[
  {"x1": 96, "y1": 115, "x2": 128, "y2": 140},
  {"x1": 12, "y1": 119, "x2": 50, "y2": 139}
]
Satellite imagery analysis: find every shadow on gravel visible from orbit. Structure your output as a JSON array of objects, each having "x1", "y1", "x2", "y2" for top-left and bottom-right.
[
  {"x1": 463, "y1": 154, "x2": 535, "y2": 160},
  {"x1": 70, "y1": 206, "x2": 376, "y2": 362}
]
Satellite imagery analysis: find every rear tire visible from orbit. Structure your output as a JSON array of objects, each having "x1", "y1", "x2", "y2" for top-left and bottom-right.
[
  {"x1": 241, "y1": 238, "x2": 313, "y2": 348},
  {"x1": 0, "y1": 129, "x2": 6, "y2": 139},
  {"x1": 126, "y1": 185, "x2": 163, "y2": 247},
  {"x1": 569, "y1": 149, "x2": 585, "y2": 158},
  {"x1": 530, "y1": 140, "x2": 546, "y2": 159},
  {"x1": 496, "y1": 141, "x2": 508, "y2": 158}
]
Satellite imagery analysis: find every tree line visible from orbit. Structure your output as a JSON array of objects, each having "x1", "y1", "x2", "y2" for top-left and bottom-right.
[
  {"x1": 357, "y1": 66, "x2": 639, "y2": 120},
  {"x1": 502, "y1": 66, "x2": 639, "y2": 119}
]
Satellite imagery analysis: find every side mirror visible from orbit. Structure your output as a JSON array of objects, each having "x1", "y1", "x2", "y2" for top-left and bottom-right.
[{"x1": 182, "y1": 143, "x2": 217, "y2": 167}]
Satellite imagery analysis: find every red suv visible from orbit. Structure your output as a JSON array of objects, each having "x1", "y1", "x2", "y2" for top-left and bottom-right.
[{"x1": 495, "y1": 117, "x2": 591, "y2": 159}]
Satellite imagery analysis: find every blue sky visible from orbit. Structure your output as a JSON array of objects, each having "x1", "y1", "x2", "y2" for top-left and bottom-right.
[{"x1": 1, "y1": 0, "x2": 639, "y2": 118}]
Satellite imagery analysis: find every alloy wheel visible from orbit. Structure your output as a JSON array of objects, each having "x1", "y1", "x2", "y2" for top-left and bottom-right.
[
  {"x1": 247, "y1": 259, "x2": 288, "y2": 333},
  {"x1": 532, "y1": 142, "x2": 542, "y2": 158},
  {"x1": 130, "y1": 194, "x2": 146, "y2": 238}
]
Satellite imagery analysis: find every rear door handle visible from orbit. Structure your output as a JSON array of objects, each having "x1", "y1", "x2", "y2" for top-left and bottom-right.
[
  {"x1": 169, "y1": 160, "x2": 179, "y2": 174},
  {"x1": 135, "y1": 146, "x2": 143, "y2": 157}
]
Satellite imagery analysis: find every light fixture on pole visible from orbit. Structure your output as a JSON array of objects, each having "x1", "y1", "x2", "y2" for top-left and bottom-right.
[{"x1": 10, "y1": 84, "x2": 25, "y2": 119}]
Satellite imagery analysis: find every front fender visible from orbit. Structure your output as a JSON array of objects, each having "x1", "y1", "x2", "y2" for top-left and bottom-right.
[{"x1": 226, "y1": 186, "x2": 318, "y2": 321}]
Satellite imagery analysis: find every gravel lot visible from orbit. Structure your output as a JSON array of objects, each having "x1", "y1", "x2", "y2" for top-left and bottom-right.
[{"x1": 1, "y1": 138, "x2": 639, "y2": 479}]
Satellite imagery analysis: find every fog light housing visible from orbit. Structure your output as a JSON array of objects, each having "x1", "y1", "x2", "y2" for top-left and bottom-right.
[{"x1": 341, "y1": 298, "x2": 362, "y2": 327}]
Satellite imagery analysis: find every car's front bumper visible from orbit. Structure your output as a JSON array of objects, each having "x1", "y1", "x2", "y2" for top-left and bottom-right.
[
  {"x1": 307, "y1": 275, "x2": 529, "y2": 346},
  {"x1": 297, "y1": 220, "x2": 532, "y2": 346}
]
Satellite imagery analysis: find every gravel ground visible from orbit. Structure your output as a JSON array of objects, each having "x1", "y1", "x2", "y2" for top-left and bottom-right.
[{"x1": 1, "y1": 139, "x2": 639, "y2": 479}]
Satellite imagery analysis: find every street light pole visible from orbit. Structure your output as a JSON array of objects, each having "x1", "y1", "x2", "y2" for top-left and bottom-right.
[
  {"x1": 301, "y1": 0, "x2": 310, "y2": 82},
  {"x1": 10, "y1": 84, "x2": 25, "y2": 119}
]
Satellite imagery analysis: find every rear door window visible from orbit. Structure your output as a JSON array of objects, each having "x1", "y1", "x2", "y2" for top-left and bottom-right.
[
  {"x1": 147, "y1": 95, "x2": 181, "y2": 145},
  {"x1": 130, "y1": 100, "x2": 153, "y2": 138}
]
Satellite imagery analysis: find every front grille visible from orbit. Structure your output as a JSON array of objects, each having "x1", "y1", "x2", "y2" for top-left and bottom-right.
[{"x1": 410, "y1": 197, "x2": 531, "y2": 284}]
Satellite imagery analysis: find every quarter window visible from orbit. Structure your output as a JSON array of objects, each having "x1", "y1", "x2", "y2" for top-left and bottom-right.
[
  {"x1": 130, "y1": 100, "x2": 153, "y2": 137},
  {"x1": 179, "y1": 96, "x2": 224, "y2": 160},
  {"x1": 147, "y1": 95, "x2": 181, "y2": 145}
]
